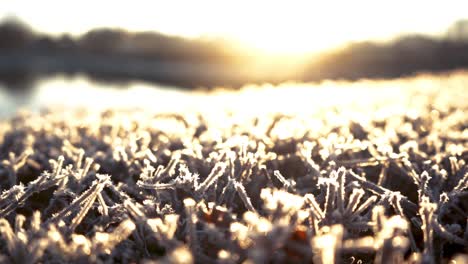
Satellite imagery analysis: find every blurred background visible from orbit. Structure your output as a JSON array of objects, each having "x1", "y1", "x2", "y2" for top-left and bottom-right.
[{"x1": 0, "y1": 0, "x2": 468, "y2": 114}]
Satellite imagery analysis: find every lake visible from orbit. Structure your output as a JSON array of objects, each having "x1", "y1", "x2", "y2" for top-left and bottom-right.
[{"x1": 0, "y1": 71, "x2": 467, "y2": 119}]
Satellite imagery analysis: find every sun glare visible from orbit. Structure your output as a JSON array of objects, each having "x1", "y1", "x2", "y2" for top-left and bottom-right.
[{"x1": 235, "y1": 26, "x2": 339, "y2": 55}]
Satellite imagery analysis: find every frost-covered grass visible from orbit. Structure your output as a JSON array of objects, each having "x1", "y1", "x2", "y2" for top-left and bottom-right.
[{"x1": 0, "y1": 73, "x2": 467, "y2": 263}]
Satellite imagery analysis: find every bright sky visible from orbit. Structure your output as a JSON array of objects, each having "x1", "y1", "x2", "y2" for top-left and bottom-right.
[{"x1": 1, "y1": 0, "x2": 467, "y2": 54}]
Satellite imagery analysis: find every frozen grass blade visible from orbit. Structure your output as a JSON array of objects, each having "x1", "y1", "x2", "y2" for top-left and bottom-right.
[
  {"x1": 234, "y1": 181, "x2": 256, "y2": 213},
  {"x1": 195, "y1": 162, "x2": 226, "y2": 193},
  {"x1": 304, "y1": 194, "x2": 324, "y2": 221}
]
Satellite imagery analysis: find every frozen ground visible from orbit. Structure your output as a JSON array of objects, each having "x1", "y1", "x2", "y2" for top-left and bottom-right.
[{"x1": 0, "y1": 71, "x2": 467, "y2": 263}]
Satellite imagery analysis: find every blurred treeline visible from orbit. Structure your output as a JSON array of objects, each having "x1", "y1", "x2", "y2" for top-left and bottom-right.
[
  {"x1": 305, "y1": 21, "x2": 468, "y2": 80},
  {"x1": 1, "y1": 17, "x2": 468, "y2": 89}
]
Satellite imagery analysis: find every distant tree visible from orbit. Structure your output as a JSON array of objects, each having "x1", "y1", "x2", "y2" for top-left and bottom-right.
[
  {"x1": 0, "y1": 17, "x2": 34, "y2": 49},
  {"x1": 79, "y1": 29, "x2": 128, "y2": 54},
  {"x1": 446, "y1": 20, "x2": 468, "y2": 42},
  {"x1": 33, "y1": 36, "x2": 56, "y2": 50},
  {"x1": 57, "y1": 34, "x2": 77, "y2": 50}
]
